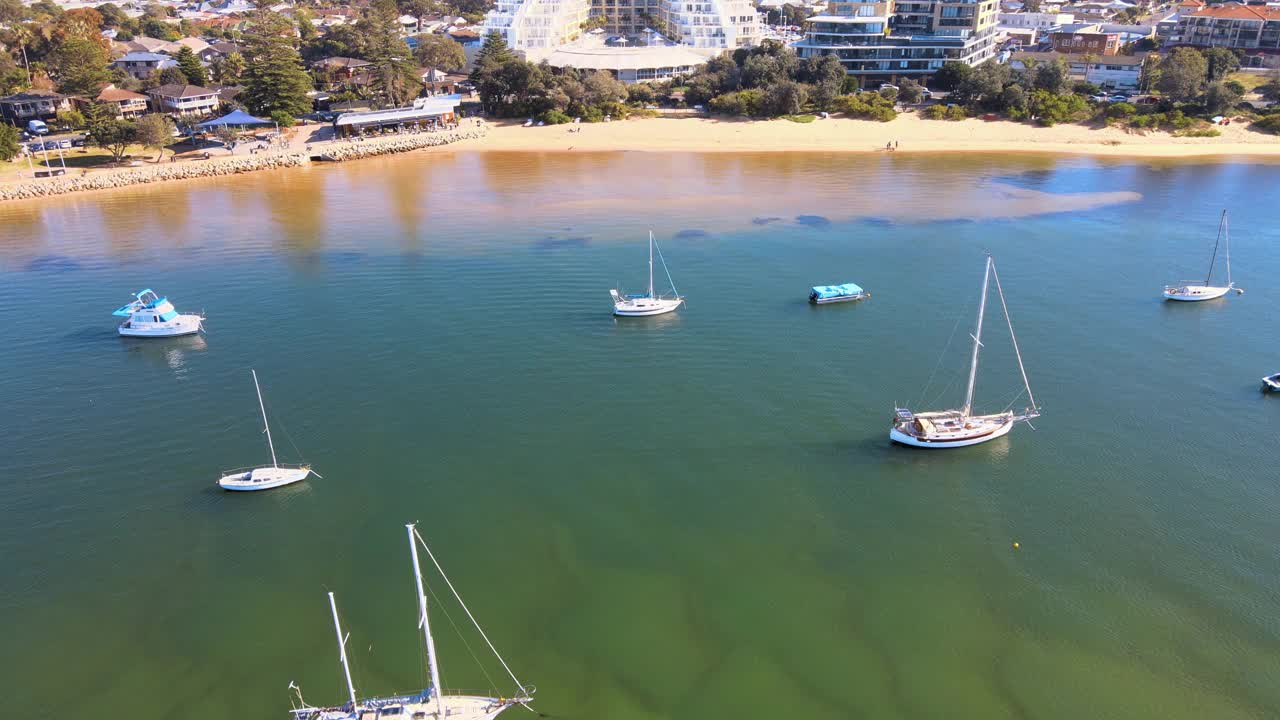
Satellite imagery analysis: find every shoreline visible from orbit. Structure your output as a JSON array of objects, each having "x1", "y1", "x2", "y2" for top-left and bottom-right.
[{"x1": 448, "y1": 114, "x2": 1280, "y2": 160}]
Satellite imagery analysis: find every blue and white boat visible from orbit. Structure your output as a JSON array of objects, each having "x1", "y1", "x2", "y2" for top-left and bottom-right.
[
  {"x1": 809, "y1": 282, "x2": 869, "y2": 305},
  {"x1": 113, "y1": 289, "x2": 203, "y2": 337}
]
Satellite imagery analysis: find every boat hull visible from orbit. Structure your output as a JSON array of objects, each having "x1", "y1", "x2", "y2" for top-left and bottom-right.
[
  {"x1": 119, "y1": 314, "x2": 203, "y2": 337},
  {"x1": 889, "y1": 417, "x2": 1014, "y2": 448},
  {"x1": 810, "y1": 293, "x2": 869, "y2": 305},
  {"x1": 1263, "y1": 375, "x2": 1280, "y2": 392},
  {"x1": 614, "y1": 298, "x2": 683, "y2": 317},
  {"x1": 219, "y1": 466, "x2": 311, "y2": 491},
  {"x1": 1163, "y1": 285, "x2": 1231, "y2": 302},
  {"x1": 293, "y1": 694, "x2": 522, "y2": 720}
]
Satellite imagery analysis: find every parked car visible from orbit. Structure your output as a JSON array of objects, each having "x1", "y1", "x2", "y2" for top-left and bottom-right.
[
  {"x1": 1109, "y1": 94, "x2": 1131, "y2": 103},
  {"x1": 26, "y1": 119, "x2": 48, "y2": 135}
]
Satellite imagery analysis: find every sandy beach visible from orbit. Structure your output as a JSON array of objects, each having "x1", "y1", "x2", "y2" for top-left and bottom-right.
[{"x1": 455, "y1": 114, "x2": 1280, "y2": 158}]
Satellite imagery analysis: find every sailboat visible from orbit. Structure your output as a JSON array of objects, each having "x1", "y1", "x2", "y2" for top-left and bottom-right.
[
  {"x1": 218, "y1": 369, "x2": 315, "y2": 491},
  {"x1": 1164, "y1": 210, "x2": 1243, "y2": 301},
  {"x1": 288, "y1": 524, "x2": 534, "y2": 720},
  {"x1": 890, "y1": 256, "x2": 1040, "y2": 449},
  {"x1": 610, "y1": 231, "x2": 684, "y2": 317}
]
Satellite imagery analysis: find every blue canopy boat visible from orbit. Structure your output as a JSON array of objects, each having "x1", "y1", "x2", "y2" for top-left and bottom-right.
[{"x1": 809, "y1": 282, "x2": 869, "y2": 305}]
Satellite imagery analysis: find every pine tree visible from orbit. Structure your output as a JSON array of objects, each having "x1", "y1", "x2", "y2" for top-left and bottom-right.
[
  {"x1": 174, "y1": 46, "x2": 208, "y2": 87},
  {"x1": 475, "y1": 31, "x2": 514, "y2": 67},
  {"x1": 359, "y1": 0, "x2": 421, "y2": 107},
  {"x1": 241, "y1": 4, "x2": 313, "y2": 122}
]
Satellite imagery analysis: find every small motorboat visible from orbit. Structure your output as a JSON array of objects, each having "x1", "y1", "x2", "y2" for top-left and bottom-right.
[
  {"x1": 1262, "y1": 373, "x2": 1280, "y2": 392},
  {"x1": 809, "y1": 282, "x2": 870, "y2": 305},
  {"x1": 611, "y1": 231, "x2": 683, "y2": 317},
  {"x1": 113, "y1": 289, "x2": 203, "y2": 337}
]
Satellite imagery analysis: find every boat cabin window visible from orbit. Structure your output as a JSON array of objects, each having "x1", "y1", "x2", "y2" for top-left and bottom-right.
[{"x1": 378, "y1": 707, "x2": 403, "y2": 716}]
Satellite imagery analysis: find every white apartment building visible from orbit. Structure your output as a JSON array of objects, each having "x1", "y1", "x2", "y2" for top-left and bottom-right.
[
  {"x1": 484, "y1": 0, "x2": 761, "y2": 52},
  {"x1": 996, "y1": 10, "x2": 1074, "y2": 28}
]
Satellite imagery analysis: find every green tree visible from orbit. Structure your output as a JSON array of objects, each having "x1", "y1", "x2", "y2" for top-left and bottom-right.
[
  {"x1": 764, "y1": 79, "x2": 807, "y2": 116},
  {"x1": 805, "y1": 54, "x2": 845, "y2": 110},
  {"x1": 96, "y1": 2, "x2": 127, "y2": 27},
  {"x1": 0, "y1": 48, "x2": 27, "y2": 95},
  {"x1": 1156, "y1": 47, "x2": 1207, "y2": 102},
  {"x1": 1021, "y1": 0, "x2": 1041, "y2": 11},
  {"x1": 174, "y1": 46, "x2": 208, "y2": 87},
  {"x1": 156, "y1": 66, "x2": 188, "y2": 87},
  {"x1": 897, "y1": 77, "x2": 925, "y2": 104},
  {"x1": 413, "y1": 34, "x2": 467, "y2": 72},
  {"x1": 241, "y1": 4, "x2": 314, "y2": 120},
  {"x1": 475, "y1": 31, "x2": 515, "y2": 67},
  {"x1": 1032, "y1": 57, "x2": 1070, "y2": 94},
  {"x1": 212, "y1": 51, "x2": 247, "y2": 85},
  {"x1": 214, "y1": 124, "x2": 239, "y2": 149},
  {"x1": 49, "y1": 36, "x2": 111, "y2": 95},
  {"x1": 295, "y1": 8, "x2": 317, "y2": 42},
  {"x1": 1202, "y1": 80, "x2": 1243, "y2": 115},
  {"x1": 0, "y1": 0, "x2": 28, "y2": 24},
  {"x1": 0, "y1": 121, "x2": 20, "y2": 161},
  {"x1": 1203, "y1": 47, "x2": 1239, "y2": 83},
  {"x1": 932, "y1": 61, "x2": 972, "y2": 91},
  {"x1": 56, "y1": 107, "x2": 85, "y2": 129},
  {"x1": 359, "y1": 0, "x2": 421, "y2": 107},
  {"x1": 134, "y1": 112, "x2": 173, "y2": 161},
  {"x1": 142, "y1": 17, "x2": 180, "y2": 41},
  {"x1": 86, "y1": 103, "x2": 134, "y2": 162}
]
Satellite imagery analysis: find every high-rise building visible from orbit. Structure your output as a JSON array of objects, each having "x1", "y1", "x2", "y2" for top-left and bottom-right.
[
  {"x1": 485, "y1": 0, "x2": 761, "y2": 53},
  {"x1": 795, "y1": 0, "x2": 999, "y2": 84}
]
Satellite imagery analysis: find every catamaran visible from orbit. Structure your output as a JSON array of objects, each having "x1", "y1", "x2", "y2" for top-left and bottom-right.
[
  {"x1": 891, "y1": 256, "x2": 1040, "y2": 449},
  {"x1": 113, "y1": 288, "x2": 204, "y2": 337},
  {"x1": 610, "y1": 231, "x2": 683, "y2": 317},
  {"x1": 288, "y1": 524, "x2": 535, "y2": 720},
  {"x1": 1164, "y1": 210, "x2": 1243, "y2": 301},
  {"x1": 218, "y1": 370, "x2": 315, "y2": 491}
]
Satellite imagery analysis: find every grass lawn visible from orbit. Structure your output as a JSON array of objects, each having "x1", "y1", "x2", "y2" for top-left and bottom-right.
[
  {"x1": 1226, "y1": 71, "x2": 1273, "y2": 93},
  {"x1": 0, "y1": 144, "x2": 162, "y2": 183},
  {"x1": 782, "y1": 114, "x2": 817, "y2": 123}
]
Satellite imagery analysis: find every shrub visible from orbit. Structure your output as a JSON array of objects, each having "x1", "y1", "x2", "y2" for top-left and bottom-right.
[
  {"x1": 833, "y1": 91, "x2": 897, "y2": 121},
  {"x1": 1175, "y1": 127, "x2": 1221, "y2": 137},
  {"x1": 924, "y1": 103, "x2": 947, "y2": 120},
  {"x1": 1106, "y1": 102, "x2": 1136, "y2": 120},
  {"x1": 945, "y1": 104, "x2": 967, "y2": 120},
  {"x1": 539, "y1": 109, "x2": 571, "y2": 124},
  {"x1": 708, "y1": 89, "x2": 764, "y2": 116},
  {"x1": 783, "y1": 113, "x2": 816, "y2": 123},
  {"x1": 1253, "y1": 114, "x2": 1280, "y2": 134}
]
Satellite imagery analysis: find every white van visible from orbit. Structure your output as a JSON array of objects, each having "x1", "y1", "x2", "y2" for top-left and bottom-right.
[{"x1": 26, "y1": 119, "x2": 49, "y2": 135}]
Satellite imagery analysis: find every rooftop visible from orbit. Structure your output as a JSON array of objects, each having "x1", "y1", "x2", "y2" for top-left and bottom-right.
[
  {"x1": 0, "y1": 90, "x2": 65, "y2": 102},
  {"x1": 334, "y1": 94, "x2": 463, "y2": 126},
  {"x1": 116, "y1": 51, "x2": 175, "y2": 62},
  {"x1": 97, "y1": 86, "x2": 149, "y2": 102},
  {"x1": 1012, "y1": 50, "x2": 1149, "y2": 65},
  {"x1": 149, "y1": 84, "x2": 220, "y2": 99},
  {"x1": 533, "y1": 43, "x2": 712, "y2": 71},
  {"x1": 1186, "y1": 2, "x2": 1280, "y2": 20}
]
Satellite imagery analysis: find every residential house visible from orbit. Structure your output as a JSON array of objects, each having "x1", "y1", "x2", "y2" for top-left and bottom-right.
[
  {"x1": 148, "y1": 84, "x2": 222, "y2": 116},
  {"x1": 311, "y1": 57, "x2": 375, "y2": 90},
  {"x1": 1050, "y1": 23, "x2": 1122, "y2": 54},
  {"x1": 0, "y1": 90, "x2": 71, "y2": 124},
  {"x1": 112, "y1": 52, "x2": 180, "y2": 80},
  {"x1": 418, "y1": 67, "x2": 469, "y2": 94},
  {"x1": 78, "y1": 85, "x2": 150, "y2": 119},
  {"x1": 176, "y1": 37, "x2": 213, "y2": 55},
  {"x1": 1171, "y1": 2, "x2": 1280, "y2": 68},
  {"x1": 201, "y1": 41, "x2": 243, "y2": 63},
  {"x1": 1010, "y1": 50, "x2": 1148, "y2": 88}
]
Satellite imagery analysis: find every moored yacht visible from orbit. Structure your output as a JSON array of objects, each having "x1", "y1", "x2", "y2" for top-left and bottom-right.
[
  {"x1": 1164, "y1": 210, "x2": 1242, "y2": 302},
  {"x1": 218, "y1": 370, "x2": 315, "y2": 491},
  {"x1": 113, "y1": 289, "x2": 204, "y2": 337},
  {"x1": 288, "y1": 524, "x2": 534, "y2": 720},
  {"x1": 890, "y1": 256, "x2": 1040, "y2": 449},
  {"x1": 611, "y1": 231, "x2": 683, "y2": 317}
]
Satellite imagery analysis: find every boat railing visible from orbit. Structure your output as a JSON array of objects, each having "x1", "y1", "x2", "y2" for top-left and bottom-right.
[{"x1": 219, "y1": 463, "x2": 310, "y2": 475}]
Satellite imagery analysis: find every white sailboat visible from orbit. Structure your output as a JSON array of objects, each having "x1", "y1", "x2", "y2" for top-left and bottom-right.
[
  {"x1": 288, "y1": 524, "x2": 534, "y2": 720},
  {"x1": 890, "y1": 256, "x2": 1040, "y2": 449},
  {"x1": 218, "y1": 370, "x2": 314, "y2": 491},
  {"x1": 610, "y1": 231, "x2": 684, "y2": 317},
  {"x1": 1164, "y1": 210, "x2": 1243, "y2": 301}
]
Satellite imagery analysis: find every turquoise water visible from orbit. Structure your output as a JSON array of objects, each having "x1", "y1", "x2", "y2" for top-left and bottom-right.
[{"x1": 2, "y1": 152, "x2": 1280, "y2": 719}]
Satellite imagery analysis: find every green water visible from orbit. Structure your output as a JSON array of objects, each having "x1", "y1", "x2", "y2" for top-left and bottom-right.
[{"x1": 2, "y1": 152, "x2": 1280, "y2": 719}]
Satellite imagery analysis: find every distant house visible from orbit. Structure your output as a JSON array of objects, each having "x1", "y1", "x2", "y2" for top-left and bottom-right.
[
  {"x1": 112, "y1": 52, "x2": 179, "y2": 80},
  {"x1": 79, "y1": 85, "x2": 150, "y2": 119},
  {"x1": 311, "y1": 57, "x2": 374, "y2": 89},
  {"x1": 1050, "y1": 23, "x2": 1122, "y2": 54},
  {"x1": 0, "y1": 90, "x2": 70, "y2": 124},
  {"x1": 202, "y1": 41, "x2": 243, "y2": 62},
  {"x1": 176, "y1": 37, "x2": 213, "y2": 55},
  {"x1": 418, "y1": 67, "x2": 469, "y2": 94},
  {"x1": 1010, "y1": 50, "x2": 1148, "y2": 89},
  {"x1": 148, "y1": 84, "x2": 222, "y2": 116}
]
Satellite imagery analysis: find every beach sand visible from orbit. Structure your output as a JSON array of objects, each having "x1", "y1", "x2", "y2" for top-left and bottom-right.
[{"x1": 455, "y1": 114, "x2": 1280, "y2": 159}]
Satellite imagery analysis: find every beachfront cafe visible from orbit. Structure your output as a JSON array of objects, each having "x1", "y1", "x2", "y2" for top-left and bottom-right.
[{"x1": 332, "y1": 94, "x2": 462, "y2": 138}]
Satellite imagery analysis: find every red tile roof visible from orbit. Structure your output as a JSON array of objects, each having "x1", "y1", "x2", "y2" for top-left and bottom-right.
[{"x1": 1188, "y1": 2, "x2": 1280, "y2": 20}]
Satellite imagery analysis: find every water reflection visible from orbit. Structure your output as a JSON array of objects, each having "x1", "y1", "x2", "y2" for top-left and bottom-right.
[{"x1": 120, "y1": 333, "x2": 208, "y2": 378}]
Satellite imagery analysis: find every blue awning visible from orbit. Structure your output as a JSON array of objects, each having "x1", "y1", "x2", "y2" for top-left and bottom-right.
[
  {"x1": 197, "y1": 109, "x2": 273, "y2": 128},
  {"x1": 810, "y1": 283, "x2": 864, "y2": 299}
]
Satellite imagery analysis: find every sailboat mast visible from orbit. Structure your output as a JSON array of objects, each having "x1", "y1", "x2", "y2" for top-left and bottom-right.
[
  {"x1": 963, "y1": 257, "x2": 993, "y2": 418},
  {"x1": 251, "y1": 369, "x2": 278, "y2": 468},
  {"x1": 327, "y1": 592, "x2": 359, "y2": 713},
  {"x1": 1223, "y1": 210, "x2": 1231, "y2": 287},
  {"x1": 406, "y1": 524, "x2": 445, "y2": 719},
  {"x1": 648, "y1": 231, "x2": 655, "y2": 298}
]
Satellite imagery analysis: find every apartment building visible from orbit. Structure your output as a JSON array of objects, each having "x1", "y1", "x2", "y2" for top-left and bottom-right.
[
  {"x1": 1171, "y1": 2, "x2": 1280, "y2": 67},
  {"x1": 484, "y1": 0, "x2": 760, "y2": 53},
  {"x1": 796, "y1": 0, "x2": 1000, "y2": 83}
]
